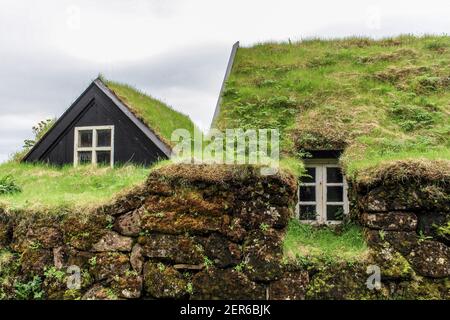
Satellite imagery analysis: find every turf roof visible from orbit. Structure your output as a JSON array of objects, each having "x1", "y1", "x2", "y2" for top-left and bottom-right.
[
  {"x1": 214, "y1": 35, "x2": 450, "y2": 181},
  {"x1": 103, "y1": 78, "x2": 199, "y2": 148}
]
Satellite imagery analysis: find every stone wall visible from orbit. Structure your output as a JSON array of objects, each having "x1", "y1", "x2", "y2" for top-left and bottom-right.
[
  {"x1": 0, "y1": 163, "x2": 449, "y2": 300},
  {"x1": 351, "y1": 174, "x2": 450, "y2": 298},
  {"x1": 0, "y1": 164, "x2": 303, "y2": 300}
]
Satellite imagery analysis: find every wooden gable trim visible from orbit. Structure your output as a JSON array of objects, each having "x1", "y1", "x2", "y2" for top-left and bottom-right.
[{"x1": 210, "y1": 41, "x2": 240, "y2": 129}]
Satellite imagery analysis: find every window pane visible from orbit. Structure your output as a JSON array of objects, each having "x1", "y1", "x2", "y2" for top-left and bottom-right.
[
  {"x1": 302, "y1": 167, "x2": 316, "y2": 183},
  {"x1": 327, "y1": 205, "x2": 344, "y2": 221},
  {"x1": 78, "y1": 151, "x2": 92, "y2": 164},
  {"x1": 299, "y1": 205, "x2": 317, "y2": 220},
  {"x1": 97, "y1": 129, "x2": 111, "y2": 147},
  {"x1": 78, "y1": 130, "x2": 93, "y2": 147},
  {"x1": 97, "y1": 151, "x2": 111, "y2": 166},
  {"x1": 327, "y1": 167, "x2": 343, "y2": 183},
  {"x1": 299, "y1": 186, "x2": 316, "y2": 202},
  {"x1": 327, "y1": 186, "x2": 343, "y2": 202}
]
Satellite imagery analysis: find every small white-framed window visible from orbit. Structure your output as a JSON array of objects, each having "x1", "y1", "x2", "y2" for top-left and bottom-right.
[
  {"x1": 74, "y1": 126, "x2": 114, "y2": 167},
  {"x1": 297, "y1": 160, "x2": 349, "y2": 224}
]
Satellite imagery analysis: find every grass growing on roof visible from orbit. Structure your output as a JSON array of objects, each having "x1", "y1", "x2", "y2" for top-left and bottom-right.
[
  {"x1": 0, "y1": 162, "x2": 152, "y2": 212},
  {"x1": 104, "y1": 79, "x2": 199, "y2": 147},
  {"x1": 283, "y1": 219, "x2": 369, "y2": 263},
  {"x1": 216, "y1": 35, "x2": 450, "y2": 181}
]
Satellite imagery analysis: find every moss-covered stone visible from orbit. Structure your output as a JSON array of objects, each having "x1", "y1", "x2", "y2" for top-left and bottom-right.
[
  {"x1": 143, "y1": 262, "x2": 188, "y2": 299},
  {"x1": 362, "y1": 184, "x2": 449, "y2": 213},
  {"x1": 369, "y1": 248, "x2": 414, "y2": 280},
  {"x1": 390, "y1": 276, "x2": 449, "y2": 300},
  {"x1": 91, "y1": 231, "x2": 133, "y2": 252},
  {"x1": 306, "y1": 262, "x2": 383, "y2": 300},
  {"x1": 111, "y1": 273, "x2": 143, "y2": 299},
  {"x1": 243, "y1": 229, "x2": 284, "y2": 282},
  {"x1": 406, "y1": 240, "x2": 450, "y2": 278},
  {"x1": 361, "y1": 212, "x2": 417, "y2": 231},
  {"x1": 89, "y1": 252, "x2": 130, "y2": 281},
  {"x1": 62, "y1": 213, "x2": 109, "y2": 251},
  {"x1": 191, "y1": 268, "x2": 265, "y2": 300},
  {"x1": 195, "y1": 233, "x2": 241, "y2": 268},
  {"x1": 141, "y1": 210, "x2": 228, "y2": 235},
  {"x1": 269, "y1": 271, "x2": 309, "y2": 300},
  {"x1": 138, "y1": 234, "x2": 203, "y2": 265},
  {"x1": 20, "y1": 248, "x2": 53, "y2": 275},
  {"x1": 82, "y1": 284, "x2": 119, "y2": 300}
]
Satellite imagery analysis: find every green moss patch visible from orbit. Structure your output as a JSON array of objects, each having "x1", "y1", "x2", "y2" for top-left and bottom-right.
[{"x1": 283, "y1": 219, "x2": 369, "y2": 263}]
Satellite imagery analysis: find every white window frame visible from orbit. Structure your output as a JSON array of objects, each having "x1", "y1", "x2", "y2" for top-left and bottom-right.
[
  {"x1": 297, "y1": 160, "x2": 349, "y2": 225},
  {"x1": 74, "y1": 125, "x2": 114, "y2": 167}
]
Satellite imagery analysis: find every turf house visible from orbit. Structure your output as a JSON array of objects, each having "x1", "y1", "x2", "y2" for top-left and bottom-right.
[
  {"x1": 22, "y1": 78, "x2": 196, "y2": 167},
  {"x1": 0, "y1": 35, "x2": 449, "y2": 300}
]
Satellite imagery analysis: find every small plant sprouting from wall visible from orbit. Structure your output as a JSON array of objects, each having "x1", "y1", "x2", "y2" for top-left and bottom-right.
[{"x1": 0, "y1": 175, "x2": 21, "y2": 195}]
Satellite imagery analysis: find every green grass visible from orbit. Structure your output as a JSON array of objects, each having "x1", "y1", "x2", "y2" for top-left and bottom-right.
[
  {"x1": 283, "y1": 219, "x2": 369, "y2": 263},
  {"x1": 0, "y1": 162, "x2": 152, "y2": 212},
  {"x1": 104, "y1": 79, "x2": 200, "y2": 147},
  {"x1": 216, "y1": 35, "x2": 450, "y2": 181}
]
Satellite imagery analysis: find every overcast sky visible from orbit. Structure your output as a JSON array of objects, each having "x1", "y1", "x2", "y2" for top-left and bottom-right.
[{"x1": 0, "y1": 0, "x2": 449, "y2": 163}]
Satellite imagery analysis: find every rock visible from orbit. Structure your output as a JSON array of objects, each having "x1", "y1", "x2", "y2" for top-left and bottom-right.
[
  {"x1": 306, "y1": 263, "x2": 381, "y2": 300},
  {"x1": 196, "y1": 233, "x2": 241, "y2": 268},
  {"x1": 363, "y1": 184, "x2": 449, "y2": 213},
  {"x1": 82, "y1": 284, "x2": 119, "y2": 300},
  {"x1": 223, "y1": 217, "x2": 247, "y2": 243},
  {"x1": 361, "y1": 212, "x2": 417, "y2": 231},
  {"x1": 111, "y1": 274, "x2": 143, "y2": 299},
  {"x1": 237, "y1": 203, "x2": 292, "y2": 230},
  {"x1": 143, "y1": 262, "x2": 188, "y2": 299},
  {"x1": 364, "y1": 230, "x2": 419, "y2": 256},
  {"x1": 363, "y1": 185, "x2": 421, "y2": 212},
  {"x1": 91, "y1": 231, "x2": 133, "y2": 252},
  {"x1": 20, "y1": 248, "x2": 53, "y2": 275},
  {"x1": 141, "y1": 211, "x2": 227, "y2": 235},
  {"x1": 138, "y1": 234, "x2": 203, "y2": 265},
  {"x1": 369, "y1": 248, "x2": 414, "y2": 280},
  {"x1": 143, "y1": 192, "x2": 224, "y2": 217},
  {"x1": 62, "y1": 213, "x2": 109, "y2": 251},
  {"x1": 130, "y1": 244, "x2": 144, "y2": 274},
  {"x1": 416, "y1": 212, "x2": 449, "y2": 241},
  {"x1": 191, "y1": 268, "x2": 265, "y2": 300},
  {"x1": 269, "y1": 271, "x2": 309, "y2": 300},
  {"x1": 89, "y1": 252, "x2": 130, "y2": 281},
  {"x1": 12, "y1": 225, "x2": 63, "y2": 252},
  {"x1": 243, "y1": 230, "x2": 284, "y2": 282},
  {"x1": 64, "y1": 248, "x2": 94, "y2": 270},
  {"x1": 114, "y1": 208, "x2": 143, "y2": 236},
  {"x1": 173, "y1": 264, "x2": 204, "y2": 270},
  {"x1": 407, "y1": 240, "x2": 450, "y2": 278},
  {"x1": 390, "y1": 277, "x2": 449, "y2": 300}
]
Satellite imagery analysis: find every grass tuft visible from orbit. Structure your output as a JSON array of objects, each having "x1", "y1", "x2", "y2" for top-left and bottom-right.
[
  {"x1": 104, "y1": 80, "x2": 200, "y2": 147},
  {"x1": 0, "y1": 162, "x2": 152, "y2": 212},
  {"x1": 283, "y1": 219, "x2": 369, "y2": 263}
]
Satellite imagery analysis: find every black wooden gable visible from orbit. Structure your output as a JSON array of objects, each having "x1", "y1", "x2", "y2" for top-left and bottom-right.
[{"x1": 23, "y1": 79, "x2": 171, "y2": 166}]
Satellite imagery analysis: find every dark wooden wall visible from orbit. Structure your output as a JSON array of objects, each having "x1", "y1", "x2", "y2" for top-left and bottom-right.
[{"x1": 24, "y1": 84, "x2": 168, "y2": 166}]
